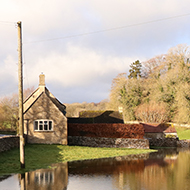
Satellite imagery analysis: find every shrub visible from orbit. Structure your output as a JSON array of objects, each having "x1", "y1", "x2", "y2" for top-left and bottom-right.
[
  {"x1": 164, "y1": 134, "x2": 177, "y2": 139},
  {"x1": 135, "y1": 101, "x2": 169, "y2": 123}
]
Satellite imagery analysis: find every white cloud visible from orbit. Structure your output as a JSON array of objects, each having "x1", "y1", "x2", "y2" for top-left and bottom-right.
[
  {"x1": 0, "y1": 55, "x2": 18, "y2": 96},
  {"x1": 1, "y1": 0, "x2": 190, "y2": 102},
  {"x1": 24, "y1": 44, "x2": 135, "y2": 88}
]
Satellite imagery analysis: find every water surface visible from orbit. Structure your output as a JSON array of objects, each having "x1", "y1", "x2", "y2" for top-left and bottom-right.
[{"x1": 0, "y1": 148, "x2": 190, "y2": 190}]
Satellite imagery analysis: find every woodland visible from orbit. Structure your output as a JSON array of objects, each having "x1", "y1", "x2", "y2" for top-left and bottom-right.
[
  {"x1": 110, "y1": 44, "x2": 190, "y2": 124},
  {"x1": 1, "y1": 44, "x2": 190, "y2": 131}
]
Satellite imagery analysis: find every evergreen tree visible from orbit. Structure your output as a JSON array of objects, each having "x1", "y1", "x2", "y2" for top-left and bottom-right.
[{"x1": 128, "y1": 60, "x2": 142, "y2": 79}]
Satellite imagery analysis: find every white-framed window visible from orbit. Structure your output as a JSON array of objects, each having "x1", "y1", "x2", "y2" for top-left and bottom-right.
[{"x1": 34, "y1": 120, "x2": 53, "y2": 131}]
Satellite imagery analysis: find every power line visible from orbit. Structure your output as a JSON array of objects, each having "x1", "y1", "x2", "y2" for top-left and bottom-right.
[
  {"x1": 0, "y1": 21, "x2": 17, "y2": 28},
  {"x1": 23, "y1": 12, "x2": 190, "y2": 44},
  {"x1": 0, "y1": 20, "x2": 16, "y2": 24}
]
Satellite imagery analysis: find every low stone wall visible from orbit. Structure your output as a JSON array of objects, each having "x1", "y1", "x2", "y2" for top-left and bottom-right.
[
  {"x1": 149, "y1": 138, "x2": 178, "y2": 147},
  {"x1": 177, "y1": 140, "x2": 190, "y2": 147},
  {"x1": 68, "y1": 136, "x2": 149, "y2": 149},
  {"x1": 0, "y1": 136, "x2": 19, "y2": 152}
]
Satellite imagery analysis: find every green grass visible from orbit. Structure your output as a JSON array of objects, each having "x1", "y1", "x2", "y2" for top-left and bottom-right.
[
  {"x1": 176, "y1": 126, "x2": 190, "y2": 140},
  {"x1": 0, "y1": 144, "x2": 155, "y2": 176}
]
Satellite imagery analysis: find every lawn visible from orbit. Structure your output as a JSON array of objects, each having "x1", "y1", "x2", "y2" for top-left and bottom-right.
[
  {"x1": 0, "y1": 144, "x2": 155, "y2": 176},
  {"x1": 175, "y1": 126, "x2": 190, "y2": 140}
]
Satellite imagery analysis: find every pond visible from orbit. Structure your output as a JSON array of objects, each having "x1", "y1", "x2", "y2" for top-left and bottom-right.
[{"x1": 0, "y1": 148, "x2": 190, "y2": 190}]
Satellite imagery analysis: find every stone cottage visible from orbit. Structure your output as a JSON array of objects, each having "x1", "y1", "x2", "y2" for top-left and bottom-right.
[{"x1": 23, "y1": 74, "x2": 67, "y2": 144}]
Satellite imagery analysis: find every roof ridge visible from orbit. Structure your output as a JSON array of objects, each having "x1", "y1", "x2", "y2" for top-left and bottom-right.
[
  {"x1": 23, "y1": 87, "x2": 39, "y2": 103},
  {"x1": 23, "y1": 91, "x2": 43, "y2": 114},
  {"x1": 45, "y1": 88, "x2": 66, "y2": 115}
]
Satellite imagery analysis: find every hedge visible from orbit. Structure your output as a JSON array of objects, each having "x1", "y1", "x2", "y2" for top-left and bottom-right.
[{"x1": 68, "y1": 123, "x2": 144, "y2": 139}]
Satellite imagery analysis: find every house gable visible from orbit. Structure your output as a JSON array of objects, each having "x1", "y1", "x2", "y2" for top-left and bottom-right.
[
  {"x1": 23, "y1": 74, "x2": 67, "y2": 145},
  {"x1": 24, "y1": 74, "x2": 66, "y2": 115},
  {"x1": 24, "y1": 91, "x2": 66, "y2": 120}
]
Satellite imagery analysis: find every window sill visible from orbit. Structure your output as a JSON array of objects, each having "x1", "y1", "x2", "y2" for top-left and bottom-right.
[{"x1": 34, "y1": 130, "x2": 54, "y2": 133}]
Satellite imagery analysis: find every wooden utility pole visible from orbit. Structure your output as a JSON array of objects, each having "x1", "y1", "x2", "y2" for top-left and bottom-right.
[{"x1": 17, "y1": 21, "x2": 25, "y2": 169}]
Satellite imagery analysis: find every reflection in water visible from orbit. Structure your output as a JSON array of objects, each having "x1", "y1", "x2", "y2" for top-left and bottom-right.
[
  {"x1": 67, "y1": 148, "x2": 190, "y2": 190},
  {"x1": 19, "y1": 162, "x2": 68, "y2": 190},
  {"x1": 1, "y1": 148, "x2": 190, "y2": 190},
  {"x1": 34, "y1": 171, "x2": 54, "y2": 185}
]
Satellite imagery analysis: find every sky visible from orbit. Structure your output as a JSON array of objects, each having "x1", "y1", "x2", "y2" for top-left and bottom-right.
[{"x1": 1, "y1": 0, "x2": 190, "y2": 103}]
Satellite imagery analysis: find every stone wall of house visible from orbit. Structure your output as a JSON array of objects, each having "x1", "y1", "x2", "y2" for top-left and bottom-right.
[
  {"x1": 0, "y1": 136, "x2": 19, "y2": 152},
  {"x1": 177, "y1": 140, "x2": 190, "y2": 147},
  {"x1": 24, "y1": 93, "x2": 67, "y2": 145},
  {"x1": 148, "y1": 138, "x2": 178, "y2": 147},
  {"x1": 68, "y1": 136, "x2": 149, "y2": 149}
]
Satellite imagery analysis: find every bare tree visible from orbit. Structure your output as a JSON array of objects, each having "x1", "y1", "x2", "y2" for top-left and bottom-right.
[{"x1": 0, "y1": 87, "x2": 35, "y2": 131}]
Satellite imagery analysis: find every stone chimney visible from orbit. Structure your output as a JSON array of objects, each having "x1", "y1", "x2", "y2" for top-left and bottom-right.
[{"x1": 39, "y1": 73, "x2": 45, "y2": 87}]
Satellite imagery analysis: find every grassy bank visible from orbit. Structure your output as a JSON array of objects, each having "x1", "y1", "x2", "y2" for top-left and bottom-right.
[
  {"x1": 176, "y1": 126, "x2": 190, "y2": 140},
  {"x1": 0, "y1": 144, "x2": 155, "y2": 176}
]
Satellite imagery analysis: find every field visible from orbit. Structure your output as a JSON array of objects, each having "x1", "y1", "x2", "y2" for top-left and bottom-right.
[{"x1": 175, "y1": 126, "x2": 190, "y2": 140}]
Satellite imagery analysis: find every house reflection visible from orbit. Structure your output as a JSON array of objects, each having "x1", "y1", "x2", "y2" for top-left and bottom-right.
[{"x1": 19, "y1": 162, "x2": 68, "y2": 190}]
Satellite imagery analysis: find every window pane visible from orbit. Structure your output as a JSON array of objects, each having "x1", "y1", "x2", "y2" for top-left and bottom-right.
[
  {"x1": 39, "y1": 121, "x2": 43, "y2": 130},
  {"x1": 45, "y1": 172, "x2": 49, "y2": 183},
  {"x1": 44, "y1": 121, "x2": 48, "y2": 130},
  {"x1": 49, "y1": 172, "x2": 53, "y2": 183},
  {"x1": 34, "y1": 121, "x2": 38, "y2": 130},
  {"x1": 35, "y1": 173, "x2": 40, "y2": 184},
  {"x1": 40, "y1": 173, "x2": 43, "y2": 182},
  {"x1": 49, "y1": 121, "x2": 52, "y2": 130}
]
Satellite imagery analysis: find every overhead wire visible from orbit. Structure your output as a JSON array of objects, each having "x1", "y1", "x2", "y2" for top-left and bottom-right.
[
  {"x1": 0, "y1": 20, "x2": 15, "y2": 23},
  {"x1": 23, "y1": 12, "x2": 190, "y2": 44},
  {"x1": 0, "y1": 20, "x2": 16, "y2": 25}
]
